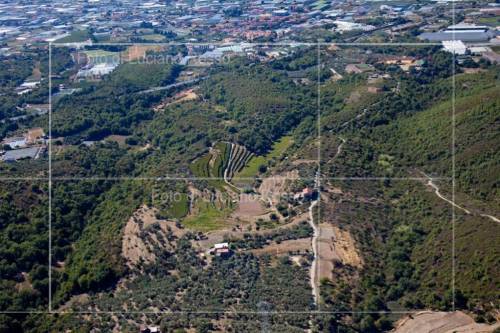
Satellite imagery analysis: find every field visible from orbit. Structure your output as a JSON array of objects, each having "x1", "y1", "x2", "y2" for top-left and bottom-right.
[
  {"x1": 166, "y1": 193, "x2": 189, "y2": 219},
  {"x1": 236, "y1": 136, "x2": 293, "y2": 179},
  {"x1": 125, "y1": 45, "x2": 163, "y2": 61},
  {"x1": 55, "y1": 30, "x2": 94, "y2": 43},
  {"x1": 478, "y1": 16, "x2": 500, "y2": 27},
  {"x1": 139, "y1": 34, "x2": 166, "y2": 42},
  {"x1": 182, "y1": 201, "x2": 230, "y2": 232}
]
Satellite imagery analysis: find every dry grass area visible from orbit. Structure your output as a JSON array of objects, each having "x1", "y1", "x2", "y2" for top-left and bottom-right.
[
  {"x1": 317, "y1": 223, "x2": 363, "y2": 280},
  {"x1": 15, "y1": 272, "x2": 33, "y2": 292},
  {"x1": 176, "y1": 89, "x2": 198, "y2": 103},
  {"x1": 192, "y1": 211, "x2": 310, "y2": 252},
  {"x1": 153, "y1": 89, "x2": 199, "y2": 112},
  {"x1": 124, "y1": 45, "x2": 163, "y2": 61},
  {"x1": 290, "y1": 159, "x2": 318, "y2": 166},
  {"x1": 346, "y1": 89, "x2": 362, "y2": 104},
  {"x1": 392, "y1": 311, "x2": 500, "y2": 333},
  {"x1": 248, "y1": 238, "x2": 311, "y2": 256},
  {"x1": 121, "y1": 205, "x2": 185, "y2": 270},
  {"x1": 258, "y1": 171, "x2": 299, "y2": 206},
  {"x1": 104, "y1": 134, "x2": 128, "y2": 146},
  {"x1": 231, "y1": 193, "x2": 267, "y2": 221},
  {"x1": 463, "y1": 68, "x2": 487, "y2": 74}
]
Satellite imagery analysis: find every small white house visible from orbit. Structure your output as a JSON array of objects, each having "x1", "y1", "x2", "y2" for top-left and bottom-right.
[{"x1": 211, "y1": 242, "x2": 230, "y2": 256}]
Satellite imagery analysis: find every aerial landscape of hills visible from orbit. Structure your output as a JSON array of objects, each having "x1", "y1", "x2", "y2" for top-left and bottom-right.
[{"x1": 0, "y1": 0, "x2": 499, "y2": 332}]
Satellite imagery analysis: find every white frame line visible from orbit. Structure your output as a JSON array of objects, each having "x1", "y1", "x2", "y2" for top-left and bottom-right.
[
  {"x1": 0, "y1": 310, "x2": 434, "y2": 314},
  {"x1": 451, "y1": 0, "x2": 456, "y2": 312},
  {"x1": 316, "y1": 40, "x2": 321, "y2": 311},
  {"x1": 48, "y1": 42, "x2": 53, "y2": 312},
  {"x1": 40, "y1": 40, "x2": 458, "y2": 315},
  {"x1": 0, "y1": 177, "x2": 452, "y2": 181}
]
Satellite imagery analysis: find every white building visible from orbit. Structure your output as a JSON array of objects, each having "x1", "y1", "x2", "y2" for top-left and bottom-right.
[
  {"x1": 333, "y1": 20, "x2": 375, "y2": 33},
  {"x1": 442, "y1": 40, "x2": 467, "y2": 55}
]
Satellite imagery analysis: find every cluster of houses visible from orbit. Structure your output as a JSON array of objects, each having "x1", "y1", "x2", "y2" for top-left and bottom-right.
[
  {"x1": 1, "y1": 127, "x2": 46, "y2": 162},
  {"x1": 1, "y1": 0, "x2": 498, "y2": 52}
]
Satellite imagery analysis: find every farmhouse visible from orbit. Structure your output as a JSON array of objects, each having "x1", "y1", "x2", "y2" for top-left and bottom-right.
[
  {"x1": 294, "y1": 187, "x2": 315, "y2": 201},
  {"x1": 210, "y1": 242, "x2": 231, "y2": 257},
  {"x1": 139, "y1": 326, "x2": 160, "y2": 333}
]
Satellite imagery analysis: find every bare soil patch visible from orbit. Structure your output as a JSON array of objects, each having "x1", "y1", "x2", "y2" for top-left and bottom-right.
[
  {"x1": 122, "y1": 205, "x2": 185, "y2": 270},
  {"x1": 231, "y1": 194, "x2": 267, "y2": 221},
  {"x1": 248, "y1": 238, "x2": 311, "y2": 256},
  {"x1": 317, "y1": 224, "x2": 363, "y2": 280},
  {"x1": 104, "y1": 135, "x2": 128, "y2": 146},
  {"x1": 392, "y1": 311, "x2": 500, "y2": 333},
  {"x1": 258, "y1": 171, "x2": 299, "y2": 206},
  {"x1": 125, "y1": 45, "x2": 162, "y2": 61},
  {"x1": 15, "y1": 272, "x2": 33, "y2": 292},
  {"x1": 153, "y1": 89, "x2": 199, "y2": 112}
]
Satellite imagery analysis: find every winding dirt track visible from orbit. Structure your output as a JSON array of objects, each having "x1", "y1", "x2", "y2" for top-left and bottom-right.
[
  {"x1": 423, "y1": 173, "x2": 499, "y2": 224},
  {"x1": 326, "y1": 136, "x2": 346, "y2": 165}
]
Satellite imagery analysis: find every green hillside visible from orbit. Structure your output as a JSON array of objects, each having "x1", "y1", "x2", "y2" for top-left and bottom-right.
[
  {"x1": 318, "y1": 66, "x2": 499, "y2": 330},
  {"x1": 0, "y1": 43, "x2": 498, "y2": 332},
  {"x1": 375, "y1": 71, "x2": 499, "y2": 205}
]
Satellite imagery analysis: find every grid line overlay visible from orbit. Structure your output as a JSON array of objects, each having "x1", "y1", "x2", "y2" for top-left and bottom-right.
[
  {"x1": 48, "y1": 42, "x2": 53, "y2": 312},
  {"x1": 1, "y1": 38, "x2": 456, "y2": 315},
  {"x1": 316, "y1": 40, "x2": 321, "y2": 312},
  {"x1": 451, "y1": 0, "x2": 457, "y2": 312}
]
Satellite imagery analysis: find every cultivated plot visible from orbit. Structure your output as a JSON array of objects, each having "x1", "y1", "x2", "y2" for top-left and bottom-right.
[{"x1": 50, "y1": 178, "x2": 317, "y2": 319}]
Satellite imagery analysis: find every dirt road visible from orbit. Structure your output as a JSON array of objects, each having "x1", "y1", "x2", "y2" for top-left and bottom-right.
[
  {"x1": 308, "y1": 171, "x2": 321, "y2": 306},
  {"x1": 326, "y1": 136, "x2": 346, "y2": 165},
  {"x1": 423, "y1": 173, "x2": 499, "y2": 224}
]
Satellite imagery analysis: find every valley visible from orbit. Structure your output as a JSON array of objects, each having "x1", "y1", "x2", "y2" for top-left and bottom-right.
[{"x1": 0, "y1": 41, "x2": 498, "y2": 333}]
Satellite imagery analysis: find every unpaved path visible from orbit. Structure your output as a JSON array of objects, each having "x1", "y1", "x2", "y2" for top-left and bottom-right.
[
  {"x1": 423, "y1": 173, "x2": 499, "y2": 224},
  {"x1": 424, "y1": 174, "x2": 471, "y2": 215},
  {"x1": 222, "y1": 143, "x2": 241, "y2": 192},
  {"x1": 337, "y1": 100, "x2": 382, "y2": 130},
  {"x1": 326, "y1": 136, "x2": 346, "y2": 165},
  {"x1": 480, "y1": 214, "x2": 500, "y2": 223}
]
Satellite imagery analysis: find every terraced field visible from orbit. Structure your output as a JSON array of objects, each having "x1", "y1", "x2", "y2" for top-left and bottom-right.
[
  {"x1": 225, "y1": 143, "x2": 254, "y2": 180},
  {"x1": 190, "y1": 142, "x2": 253, "y2": 181}
]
